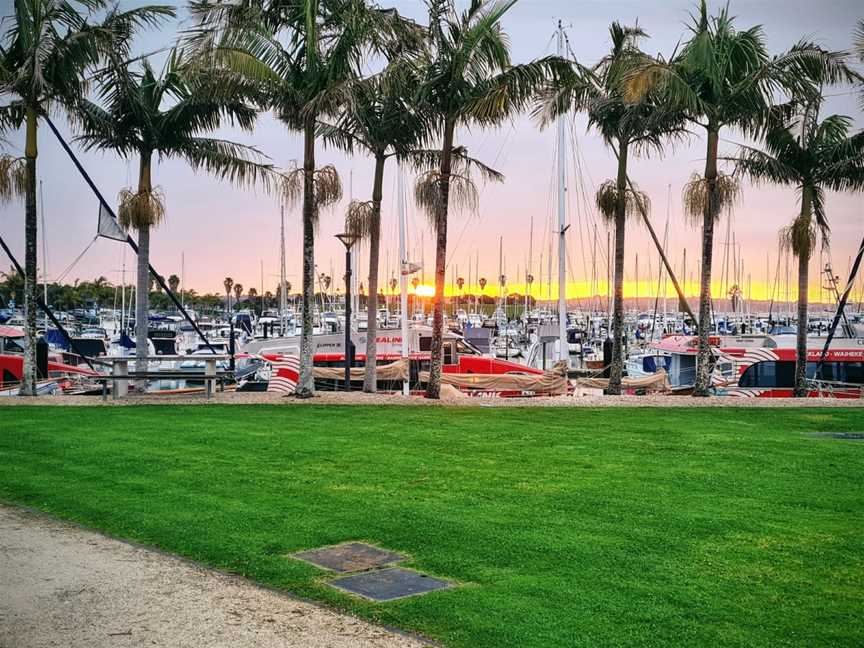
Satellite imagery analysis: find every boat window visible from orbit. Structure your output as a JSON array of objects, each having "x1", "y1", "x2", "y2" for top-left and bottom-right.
[
  {"x1": 3, "y1": 368, "x2": 17, "y2": 384},
  {"x1": 807, "y1": 361, "x2": 864, "y2": 385},
  {"x1": 845, "y1": 362, "x2": 864, "y2": 385},
  {"x1": 739, "y1": 361, "x2": 795, "y2": 388},
  {"x1": 4, "y1": 337, "x2": 25, "y2": 353},
  {"x1": 419, "y1": 337, "x2": 432, "y2": 352}
]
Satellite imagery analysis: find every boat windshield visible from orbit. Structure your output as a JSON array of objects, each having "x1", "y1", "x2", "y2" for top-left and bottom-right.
[{"x1": 456, "y1": 338, "x2": 481, "y2": 356}]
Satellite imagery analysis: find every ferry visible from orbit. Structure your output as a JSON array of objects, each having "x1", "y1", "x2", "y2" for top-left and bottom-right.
[{"x1": 639, "y1": 332, "x2": 864, "y2": 398}]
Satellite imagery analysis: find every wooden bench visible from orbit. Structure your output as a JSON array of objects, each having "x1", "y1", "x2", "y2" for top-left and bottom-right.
[{"x1": 100, "y1": 355, "x2": 231, "y2": 400}]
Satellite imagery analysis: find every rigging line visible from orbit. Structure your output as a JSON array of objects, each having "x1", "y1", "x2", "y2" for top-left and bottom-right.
[
  {"x1": 54, "y1": 236, "x2": 99, "y2": 284},
  {"x1": 649, "y1": 187, "x2": 672, "y2": 341},
  {"x1": 567, "y1": 115, "x2": 594, "y2": 287},
  {"x1": 446, "y1": 122, "x2": 515, "y2": 269}
]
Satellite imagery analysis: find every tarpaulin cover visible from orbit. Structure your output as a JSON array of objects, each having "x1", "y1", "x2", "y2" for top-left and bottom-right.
[
  {"x1": 420, "y1": 361, "x2": 569, "y2": 395},
  {"x1": 573, "y1": 369, "x2": 671, "y2": 392}
]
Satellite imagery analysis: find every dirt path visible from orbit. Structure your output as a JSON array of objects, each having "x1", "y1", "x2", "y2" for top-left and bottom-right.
[
  {"x1": 0, "y1": 506, "x2": 428, "y2": 648},
  {"x1": 2, "y1": 389, "x2": 863, "y2": 407}
]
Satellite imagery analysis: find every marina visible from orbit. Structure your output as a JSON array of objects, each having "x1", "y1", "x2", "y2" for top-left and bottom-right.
[{"x1": 1, "y1": 1, "x2": 864, "y2": 647}]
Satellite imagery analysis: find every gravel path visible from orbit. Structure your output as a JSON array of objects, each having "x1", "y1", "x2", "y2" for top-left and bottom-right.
[
  {"x1": 0, "y1": 506, "x2": 428, "y2": 648},
  {"x1": 2, "y1": 389, "x2": 864, "y2": 407}
]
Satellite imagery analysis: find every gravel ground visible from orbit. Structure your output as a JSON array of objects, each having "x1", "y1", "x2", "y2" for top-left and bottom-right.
[
  {"x1": 2, "y1": 388, "x2": 864, "y2": 407},
  {"x1": 0, "y1": 506, "x2": 429, "y2": 648}
]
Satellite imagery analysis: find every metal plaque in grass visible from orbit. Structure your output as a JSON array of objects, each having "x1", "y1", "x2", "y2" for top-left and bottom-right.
[
  {"x1": 329, "y1": 567, "x2": 452, "y2": 602},
  {"x1": 809, "y1": 432, "x2": 864, "y2": 441},
  {"x1": 292, "y1": 542, "x2": 406, "y2": 573}
]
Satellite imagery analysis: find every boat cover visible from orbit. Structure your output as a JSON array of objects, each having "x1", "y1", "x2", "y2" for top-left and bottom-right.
[
  {"x1": 420, "y1": 361, "x2": 569, "y2": 395},
  {"x1": 573, "y1": 369, "x2": 671, "y2": 392}
]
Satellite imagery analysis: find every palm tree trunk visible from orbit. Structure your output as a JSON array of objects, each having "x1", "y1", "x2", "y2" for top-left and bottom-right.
[
  {"x1": 426, "y1": 119, "x2": 456, "y2": 400},
  {"x1": 20, "y1": 106, "x2": 38, "y2": 396},
  {"x1": 793, "y1": 187, "x2": 814, "y2": 398},
  {"x1": 608, "y1": 140, "x2": 629, "y2": 395},
  {"x1": 693, "y1": 128, "x2": 720, "y2": 397},
  {"x1": 297, "y1": 115, "x2": 317, "y2": 398},
  {"x1": 135, "y1": 153, "x2": 153, "y2": 391},
  {"x1": 363, "y1": 153, "x2": 386, "y2": 393}
]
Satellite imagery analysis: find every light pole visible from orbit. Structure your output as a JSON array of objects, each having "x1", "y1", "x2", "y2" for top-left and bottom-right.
[{"x1": 335, "y1": 233, "x2": 360, "y2": 391}]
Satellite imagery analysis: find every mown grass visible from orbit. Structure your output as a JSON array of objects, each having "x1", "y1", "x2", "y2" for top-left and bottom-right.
[{"x1": 1, "y1": 405, "x2": 862, "y2": 647}]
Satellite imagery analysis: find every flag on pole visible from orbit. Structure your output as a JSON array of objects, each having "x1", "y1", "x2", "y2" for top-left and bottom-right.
[{"x1": 97, "y1": 202, "x2": 128, "y2": 242}]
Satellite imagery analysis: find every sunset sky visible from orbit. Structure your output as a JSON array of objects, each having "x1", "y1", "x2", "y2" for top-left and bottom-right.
[{"x1": 1, "y1": 0, "x2": 863, "y2": 308}]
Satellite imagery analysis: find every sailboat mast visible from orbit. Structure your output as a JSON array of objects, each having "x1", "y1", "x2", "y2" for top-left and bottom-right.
[
  {"x1": 181, "y1": 252, "x2": 185, "y2": 309},
  {"x1": 498, "y1": 236, "x2": 504, "y2": 310},
  {"x1": 39, "y1": 180, "x2": 48, "y2": 307},
  {"x1": 398, "y1": 164, "x2": 410, "y2": 396},
  {"x1": 556, "y1": 20, "x2": 568, "y2": 360},
  {"x1": 527, "y1": 213, "x2": 534, "y2": 316},
  {"x1": 280, "y1": 204, "x2": 287, "y2": 322}
]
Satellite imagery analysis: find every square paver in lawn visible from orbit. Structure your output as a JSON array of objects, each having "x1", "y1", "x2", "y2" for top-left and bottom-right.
[
  {"x1": 292, "y1": 542, "x2": 406, "y2": 573},
  {"x1": 329, "y1": 567, "x2": 452, "y2": 602}
]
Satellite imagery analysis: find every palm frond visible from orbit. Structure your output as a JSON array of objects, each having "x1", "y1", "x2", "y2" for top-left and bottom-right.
[
  {"x1": 345, "y1": 200, "x2": 375, "y2": 240},
  {"x1": 178, "y1": 137, "x2": 275, "y2": 191},
  {"x1": 594, "y1": 180, "x2": 650, "y2": 221},
  {"x1": 118, "y1": 186, "x2": 165, "y2": 231},
  {"x1": 0, "y1": 154, "x2": 27, "y2": 204},
  {"x1": 401, "y1": 146, "x2": 504, "y2": 184},
  {"x1": 682, "y1": 172, "x2": 740, "y2": 224},
  {"x1": 779, "y1": 214, "x2": 817, "y2": 257},
  {"x1": 414, "y1": 169, "x2": 479, "y2": 229}
]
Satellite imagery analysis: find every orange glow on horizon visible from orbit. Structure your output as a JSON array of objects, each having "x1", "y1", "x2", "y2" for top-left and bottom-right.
[{"x1": 390, "y1": 280, "x2": 839, "y2": 305}]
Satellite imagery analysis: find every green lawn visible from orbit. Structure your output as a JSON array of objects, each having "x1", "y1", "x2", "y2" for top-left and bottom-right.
[{"x1": 1, "y1": 405, "x2": 862, "y2": 647}]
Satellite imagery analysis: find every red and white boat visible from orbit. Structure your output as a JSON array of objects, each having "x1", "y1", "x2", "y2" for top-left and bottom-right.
[
  {"x1": 241, "y1": 325, "x2": 561, "y2": 396},
  {"x1": 0, "y1": 325, "x2": 99, "y2": 395},
  {"x1": 720, "y1": 335, "x2": 864, "y2": 398},
  {"x1": 642, "y1": 332, "x2": 864, "y2": 398}
]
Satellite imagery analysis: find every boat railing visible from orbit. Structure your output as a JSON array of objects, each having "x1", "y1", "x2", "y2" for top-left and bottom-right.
[{"x1": 806, "y1": 378, "x2": 864, "y2": 399}]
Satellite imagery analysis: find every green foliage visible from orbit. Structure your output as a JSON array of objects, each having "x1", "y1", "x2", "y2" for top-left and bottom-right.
[
  {"x1": 537, "y1": 21, "x2": 685, "y2": 156},
  {"x1": 0, "y1": 1, "x2": 174, "y2": 120},
  {"x1": 732, "y1": 104, "x2": 864, "y2": 256},
  {"x1": 75, "y1": 48, "x2": 275, "y2": 198},
  {"x1": 1, "y1": 406, "x2": 863, "y2": 647}
]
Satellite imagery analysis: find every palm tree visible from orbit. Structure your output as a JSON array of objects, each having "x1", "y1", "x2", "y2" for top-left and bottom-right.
[
  {"x1": 413, "y1": 0, "x2": 564, "y2": 399},
  {"x1": 233, "y1": 283, "x2": 244, "y2": 308},
  {"x1": 0, "y1": 0, "x2": 171, "y2": 395},
  {"x1": 732, "y1": 104, "x2": 864, "y2": 396},
  {"x1": 538, "y1": 23, "x2": 682, "y2": 394},
  {"x1": 324, "y1": 60, "x2": 492, "y2": 392},
  {"x1": 627, "y1": 0, "x2": 855, "y2": 396},
  {"x1": 223, "y1": 277, "x2": 234, "y2": 311},
  {"x1": 322, "y1": 62, "x2": 425, "y2": 392},
  {"x1": 167, "y1": 274, "x2": 180, "y2": 293},
  {"x1": 189, "y1": 0, "x2": 413, "y2": 398},
  {"x1": 76, "y1": 49, "x2": 271, "y2": 381}
]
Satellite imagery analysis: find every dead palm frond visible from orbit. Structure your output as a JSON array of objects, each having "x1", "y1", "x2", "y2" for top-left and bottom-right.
[
  {"x1": 117, "y1": 186, "x2": 166, "y2": 231},
  {"x1": 780, "y1": 215, "x2": 818, "y2": 257},
  {"x1": 345, "y1": 200, "x2": 375, "y2": 240},
  {"x1": 594, "y1": 180, "x2": 651, "y2": 221},
  {"x1": 0, "y1": 155, "x2": 27, "y2": 204},
  {"x1": 682, "y1": 172, "x2": 740, "y2": 224},
  {"x1": 280, "y1": 165, "x2": 343, "y2": 213},
  {"x1": 414, "y1": 170, "x2": 480, "y2": 229}
]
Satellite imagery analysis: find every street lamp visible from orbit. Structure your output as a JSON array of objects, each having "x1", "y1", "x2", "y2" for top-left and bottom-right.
[{"x1": 335, "y1": 233, "x2": 360, "y2": 391}]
